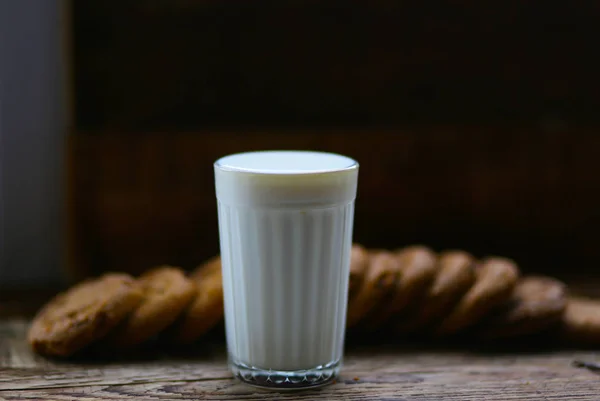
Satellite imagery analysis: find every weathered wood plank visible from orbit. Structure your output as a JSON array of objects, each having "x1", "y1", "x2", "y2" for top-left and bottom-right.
[
  {"x1": 1, "y1": 319, "x2": 600, "y2": 399},
  {"x1": 2, "y1": 376, "x2": 600, "y2": 401}
]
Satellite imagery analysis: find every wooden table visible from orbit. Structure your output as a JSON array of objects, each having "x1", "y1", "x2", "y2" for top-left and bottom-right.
[{"x1": 1, "y1": 319, "x2": 600, "y2": 400}]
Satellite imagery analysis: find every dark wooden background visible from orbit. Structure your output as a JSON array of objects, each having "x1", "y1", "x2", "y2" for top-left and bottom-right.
[{"x1": 67, "y1": 1, "x2": 600, "y2": 281}]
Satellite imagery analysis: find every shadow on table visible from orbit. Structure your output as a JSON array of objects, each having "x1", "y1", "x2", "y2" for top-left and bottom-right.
[{"x1": 54, "y1": 333, "x2": 594, "y2": 367}]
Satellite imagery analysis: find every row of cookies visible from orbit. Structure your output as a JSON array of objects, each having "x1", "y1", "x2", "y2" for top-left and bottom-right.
[
  {"x1": 28, "y1": 258, "x2": 223, "y2": 357},
  {"x1": 348, "y1": 244, "x2": 598, "y2": 344},
  {"x1": 28, "y1": 244, "x2": 600, "y2": 357},
  {"x1": 347, "y1": 245, "x2": 565, "y2": 339}
]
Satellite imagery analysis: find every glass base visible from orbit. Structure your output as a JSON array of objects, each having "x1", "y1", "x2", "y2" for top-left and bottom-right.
[{"x1": 230, "y1": 359, "x2": 341, "y2": 390}]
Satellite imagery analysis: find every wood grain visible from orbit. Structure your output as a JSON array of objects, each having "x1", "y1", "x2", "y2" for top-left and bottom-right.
[
  {"x1": 1, "y1": 319, "x2": 600, "y2": 400},
  {"x1": 68, "y1": 129, "x2": 600, "y2": 281},
  {"x1": 71, "y1": 1, "x2": 600, "y2": 129},
  {"x1": 61, "y1": 0, "x2": 600, "y2": 287}
]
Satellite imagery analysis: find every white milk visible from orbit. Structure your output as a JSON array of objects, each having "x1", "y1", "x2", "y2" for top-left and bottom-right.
[{"x1": 214, "y1": 151, "x2": 358, "y2": 374}]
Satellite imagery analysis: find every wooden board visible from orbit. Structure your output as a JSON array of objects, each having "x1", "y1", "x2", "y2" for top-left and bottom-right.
[
  {"x1": 59, "y1": 0, "x2": 600, "y2": 287},
  {"x1": 1, "y1": 319, "x2": 600, "y2": 400},
  {"x1": 67, "y1": 129, "x2": 600, "y2": 281},
  {"x1": 72, "y1": 1, "x2": 600, "y2": 129}
]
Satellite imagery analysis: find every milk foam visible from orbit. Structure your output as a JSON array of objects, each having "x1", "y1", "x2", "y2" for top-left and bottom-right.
[{"x1": 215, "y1": 151, "x2": 358, "y2": 207}]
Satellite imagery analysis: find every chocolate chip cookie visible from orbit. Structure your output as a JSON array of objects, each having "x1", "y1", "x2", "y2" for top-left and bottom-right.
[
  {"x1": 560, "y1": 297, "x2": 600, "y2": 345},
  {"x1": 436, "y1": 256, "x2": 520, "y2": 336},
  {"x1": 368, "y1": 245, "x2": 437, "y2": 329},
  {"x1": 477, "y1": 275, "x2": 567, "y2": 339},
  {"x1": 28, "y1": 273, "x2": 143, "y2": 357},
  {"x1": 109, "y1": 266, "x2": 197, "y2": 347},
  {"x1": 396, "y1": 250, "x2": 476, "y2": 334},
  {"x1": 169, "y1": 259, "x2": 224, "y2": 344},
  {"x1": 346, "y1": 251, "x2": 400, "y2": 328}
]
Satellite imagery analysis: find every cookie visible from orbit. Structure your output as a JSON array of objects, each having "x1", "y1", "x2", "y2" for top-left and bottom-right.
[
  {"x1": 348, "y1": 244, "x2": 370, "y2": 305},
  {"x1": 28, "y1": 273, "x2": 143, "y2": 357},
  {"x1": 191, "y1": 255, "x2": 221, "y2": 281},
  {"x1": 560, "y1": 297, "x2": 600, "y2": 345},
  {"x1": 367, "y1": 245, "x2": 437, "y2": 329},
  {"x1": 436, "y1": 256, "x2": 520, "y2": 336},
  {"x1": 109, "y1": 266, "x2": 197, "y2": 347},
  {"x1": 169, "y1": 259, "x2": 224, "y2": 344},
  {"x1": 477, "y1": 275, "x2": 567, "y2": 339},
  {"x1": 346, "y1": 251, "x2": 400, "y2": 328},
  {"x1": 395, "y1": 250, "x2": 476, "y2": 334}
]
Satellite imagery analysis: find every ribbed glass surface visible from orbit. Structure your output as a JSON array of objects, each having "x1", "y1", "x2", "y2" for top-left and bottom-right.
[{"x1": 218, "y1": 202, "x2": 354, "y2": 371}]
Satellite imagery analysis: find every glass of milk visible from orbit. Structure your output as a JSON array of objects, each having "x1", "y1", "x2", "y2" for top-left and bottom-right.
[{"x1": 214, "y1": 150, "x2": 359, "y2": 389}]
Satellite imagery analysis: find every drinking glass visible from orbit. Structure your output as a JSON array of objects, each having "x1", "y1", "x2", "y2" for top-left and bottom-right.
[{"x1": 214, "y1": 150, "x2": 359, "y2": 389}]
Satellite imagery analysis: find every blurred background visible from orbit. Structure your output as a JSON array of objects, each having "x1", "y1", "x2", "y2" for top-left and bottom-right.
[{"x1": 1, "y1": 1, "x2": 600, "y2": 293}]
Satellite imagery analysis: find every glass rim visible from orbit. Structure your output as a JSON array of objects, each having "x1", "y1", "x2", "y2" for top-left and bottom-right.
[{"x1": 214, "y1": 150, "x2": 359, "y2": 176}]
